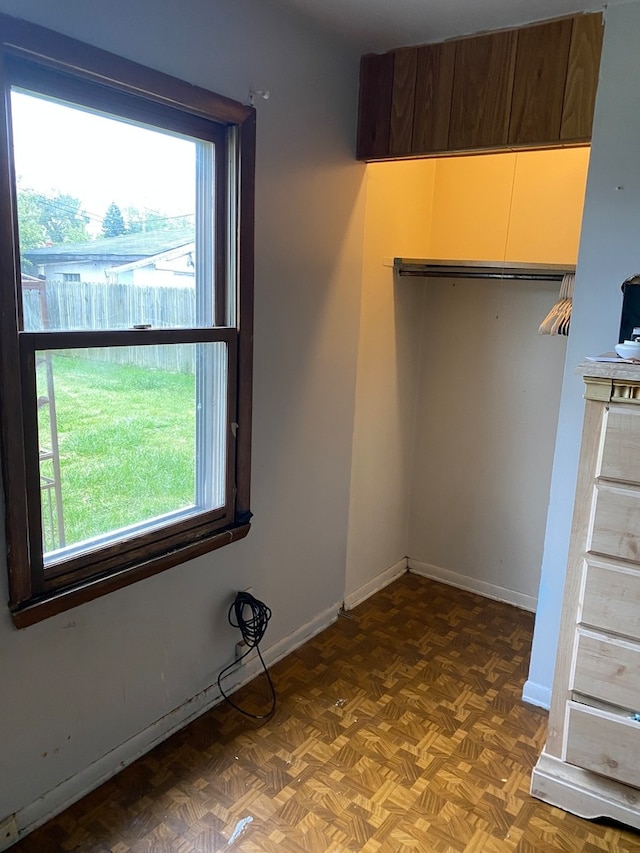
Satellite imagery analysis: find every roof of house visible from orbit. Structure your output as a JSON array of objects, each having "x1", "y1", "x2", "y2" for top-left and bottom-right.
[{"x1": 23, "y1": 228, "x2": 195, "y2": 265}]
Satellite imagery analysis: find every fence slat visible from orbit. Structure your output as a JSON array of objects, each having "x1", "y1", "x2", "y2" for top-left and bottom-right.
[{"x1": 23, "y1": 280, "x2": 197, "y2": 374}]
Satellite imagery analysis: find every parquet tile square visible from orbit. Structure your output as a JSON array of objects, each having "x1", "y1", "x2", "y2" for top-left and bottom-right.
[{"x1": 10, "y1": 575, "x2": 640, "y2": 852}]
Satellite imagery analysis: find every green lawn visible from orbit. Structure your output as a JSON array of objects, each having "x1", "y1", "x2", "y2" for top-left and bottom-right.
[{"x1": 38, "y1": 353, "x2": 196, "y2": 551}]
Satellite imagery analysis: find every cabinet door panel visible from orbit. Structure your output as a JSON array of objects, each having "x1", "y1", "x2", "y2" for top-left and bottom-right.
[
  {"x1": 412, "y1": 41, "x2": 455, "y2": 154},
  {"x1": 508, "y1": 19, "x2": 572, "y2": 145},
  {"x1": 561, "y1": 13, "x2": 604, "y2": 142},
  {"x1": 389, "y1": 48, "x2": 418, "y2": 156},
  {"x1": 356, "y1": 53, "x2": 394, "y2": 160},
  {"x1": 449, "y1": 30, "x2": 516, "y2": 151}
]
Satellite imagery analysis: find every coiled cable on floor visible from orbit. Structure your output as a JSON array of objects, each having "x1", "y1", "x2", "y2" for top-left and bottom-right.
[{"x1": 216, "y1": 591, "x2": 276, "y2": 721}]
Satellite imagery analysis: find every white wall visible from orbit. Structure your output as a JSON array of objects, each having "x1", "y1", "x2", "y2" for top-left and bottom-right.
[
  {"x1": 525, "y1": 0, "x2": 640, "y2": 708},
  {"x1": 0, "y1": 0, "x2": 366, "y2": 836},
  {"x1": 408, "y1": 276, "x2": 567, "y2": 610},
  {"x1": 345, "y1": 161, "x2": 435, "y2": 607}
]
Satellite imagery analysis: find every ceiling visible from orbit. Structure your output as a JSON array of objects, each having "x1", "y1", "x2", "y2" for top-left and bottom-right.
[{"x1": 273, "y1": 0, "x2": 604, "y2": 52}]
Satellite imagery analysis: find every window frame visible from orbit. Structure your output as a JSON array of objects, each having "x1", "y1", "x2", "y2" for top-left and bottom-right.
[{"x1": 0, "y1": 13, "x2": 255, "y2": 628}]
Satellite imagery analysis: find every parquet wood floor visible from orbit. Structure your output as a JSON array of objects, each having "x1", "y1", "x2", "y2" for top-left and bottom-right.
[{"x1": 11, "y1": 575, "x2": 640, "y2": 852}]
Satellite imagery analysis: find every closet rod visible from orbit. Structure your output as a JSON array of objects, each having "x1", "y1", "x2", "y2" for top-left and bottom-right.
[{"x1": 394, "y1": 259, "x2": 575, "y2": 282}]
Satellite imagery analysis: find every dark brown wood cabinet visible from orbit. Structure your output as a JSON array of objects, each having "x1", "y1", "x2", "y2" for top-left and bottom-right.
[
  {"x1": 412, "y1": 41, "x2": 455, "y2": 154},
  {"x1": 448, "y1": 30, "x2": 516, "y2": 151},
  {"x1": 356, "y1": 12, "x2": 603, "y2": 161},
  {"x1": 389, "y1": 47, "x2": 418, "y2": 156},
  {"x1": 560, "y1": 13, "x2": 604, "y2": 142},
  {"x1": 356, "y1": 52, "x2": 394, "y2": 160},
  {"x1": 508, "y1": 18, "x2": 573, "y2": 146}
]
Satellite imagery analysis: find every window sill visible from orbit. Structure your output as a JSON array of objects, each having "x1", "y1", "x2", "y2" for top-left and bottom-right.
[{"x1": 10, "y1": 521, "x2": 251, "y2": 628}]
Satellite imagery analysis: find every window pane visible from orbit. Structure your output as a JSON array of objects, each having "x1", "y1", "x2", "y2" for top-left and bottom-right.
[
  {"x1": 37, "y1": 343, "x2": 228, "y2": 563},
  {"x1": 12, "y1": 89, "x2": 216, "y2": 331}
]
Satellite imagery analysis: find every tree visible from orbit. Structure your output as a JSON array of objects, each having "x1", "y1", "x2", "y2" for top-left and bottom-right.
[
  {"x1": 17, "y1": 187, "x2": 90, "y2": 247},
  {"x1": 41, "y1": 192, "x2": 91, "y2": 244},
  {"x1": 122, "y1": 206, "x2": 144, "y2": 234},
  {"x1": 16, "y1": 188, "x2": 47, "y2": 251},
  {"x1": 16, "y1": 185, "x2": 91, "y2": 271},
  {"x1": 123, "y1": 205, "x2": 193, "y2": 233},
  {"x1": 102, "y1": 202, "x2": 126, "y2": 237}
]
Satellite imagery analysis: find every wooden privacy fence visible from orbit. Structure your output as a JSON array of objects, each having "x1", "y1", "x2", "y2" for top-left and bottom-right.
[{"x1": 23, "y1": 279, "x2": 197, "y2": 374}]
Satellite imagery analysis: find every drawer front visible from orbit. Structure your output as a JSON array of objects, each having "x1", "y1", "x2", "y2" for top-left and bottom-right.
[
  {"x1": 590, "y1": 484, "x2": 640, "y2": 562},
  {"x1": 581, "y1": 561, "x2": 640, "y2": 641},
  {"x1": 572, "y1": 631, "x2": 640, "y2": 710},
  {"x1": 565, "y1": 702, "x2": 640, "y2": 788},
  {"x1": 599, "y1": 408, "x2": 640, "y2": 484}
]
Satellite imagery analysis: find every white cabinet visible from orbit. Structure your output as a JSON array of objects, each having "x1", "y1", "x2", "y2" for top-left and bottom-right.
[{"x1": 531, "y1": 366, "x2": 640, "y2": 829}]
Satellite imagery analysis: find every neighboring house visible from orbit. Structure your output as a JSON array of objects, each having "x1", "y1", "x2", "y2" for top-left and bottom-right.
[{"x1": 23, "y1": 228, "x2": 195, "y2": 287}]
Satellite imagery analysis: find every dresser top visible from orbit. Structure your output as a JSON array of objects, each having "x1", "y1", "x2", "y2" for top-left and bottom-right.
[{"x1": 578, "y1": 360, "x2": 640, "y2": 383}]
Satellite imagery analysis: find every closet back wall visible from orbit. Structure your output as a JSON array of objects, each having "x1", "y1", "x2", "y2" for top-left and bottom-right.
[
  {"x1": 345, "y1": 147, "x2": 589, "y2": 611},
  {"x1": 409, "y1": 148, "x2": 589, "y2": 608},
  {"x1": 407, "y1": 276, "x2": 567, "y2": 609}
]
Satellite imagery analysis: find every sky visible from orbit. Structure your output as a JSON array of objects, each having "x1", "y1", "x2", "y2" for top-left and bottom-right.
[{"x1": 10, "y1": 89, "x2": 198, "y2": 235}]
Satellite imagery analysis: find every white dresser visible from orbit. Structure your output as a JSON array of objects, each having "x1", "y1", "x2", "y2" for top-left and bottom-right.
[{"x1": 531, "y1": 363, "x2": 640, "y2": 829}]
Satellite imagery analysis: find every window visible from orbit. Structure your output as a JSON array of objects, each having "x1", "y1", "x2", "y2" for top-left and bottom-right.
[{"x1": 0, "y1": 14, "x2": 255, "y2": 627}]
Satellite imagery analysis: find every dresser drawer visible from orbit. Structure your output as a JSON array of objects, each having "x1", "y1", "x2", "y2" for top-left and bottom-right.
[
  {"x1": 589, "y1": 484, "x2": 640, "y2": 562},
  {"x1": 599, "y1": 407, "x2": 640, "y2": 485},
  {"x1": 572, "y1": 630, "x2": 640, "y2": 710},
  {"x1": 581, "y1": 560, "x2": 640, "y2": 641},
  {"x1": 565, "y1": 702, "x2": 640, "y2": 788}
]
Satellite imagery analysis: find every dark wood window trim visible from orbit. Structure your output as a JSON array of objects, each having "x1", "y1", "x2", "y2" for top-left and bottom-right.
[{"x1": 0, "y1": 13, "x2": 255, "y2": 628}]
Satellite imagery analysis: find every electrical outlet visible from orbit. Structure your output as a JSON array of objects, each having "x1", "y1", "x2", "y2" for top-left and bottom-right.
[
  {"x1": 0, "y1": 815, "x2": 18, "y2": 852},
  {"x1": 235, "y1": 640, "x2": 248, "y2": 662}
]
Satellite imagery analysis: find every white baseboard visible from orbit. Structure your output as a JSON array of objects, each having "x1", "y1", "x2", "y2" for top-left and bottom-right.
[
  {"x1": 11, "y1": 600, "x2": 341, "y2": 847},
  {"x1": 408, "y1": 559, "x2": 538, "y2": 613},
  {"x1": 343, "y1": 558, "x2": 408, "y2": 611},
  {"x1": 522, "y1": 679, "x2": 551, "y2": 710}
]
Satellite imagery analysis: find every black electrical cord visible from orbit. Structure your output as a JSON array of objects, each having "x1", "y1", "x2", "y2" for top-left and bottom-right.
[{"x1": 216, "y1": 591, "x2": 276, "y2": 721}]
